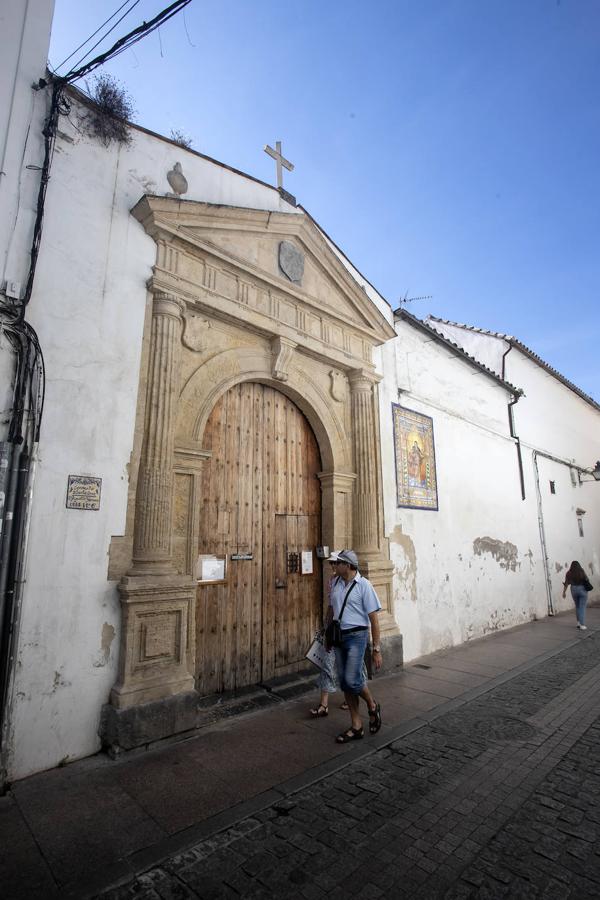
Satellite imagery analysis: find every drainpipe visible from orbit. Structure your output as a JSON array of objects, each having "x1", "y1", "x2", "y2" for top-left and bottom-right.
[
  {"x1": 532, "y1": 450, "x2": 554, "y2": 616},
  {"x1": 0, "y1": 443, "x2": 20, "y2": 634},
  {"x1": 502, "y1": 343, "x2": 525, "y2": 500}
]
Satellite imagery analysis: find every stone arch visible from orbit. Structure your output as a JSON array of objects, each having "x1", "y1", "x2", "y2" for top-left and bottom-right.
[{"x1": 176, "y1": 346, "x2": 351, "y2": 474}]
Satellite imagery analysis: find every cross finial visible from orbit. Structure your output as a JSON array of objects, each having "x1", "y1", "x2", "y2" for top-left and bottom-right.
[{"x1": 263, "y1": 140, "x2": 294, "y2": 190}]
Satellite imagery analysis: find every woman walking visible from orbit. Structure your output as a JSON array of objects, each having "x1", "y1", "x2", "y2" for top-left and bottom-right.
[
  {"x1": 562, "y1": 561, "x2": 593, "y2": 630},
  {"x1": 309, "y1": 552, "x2": 348, "y2": 717}
]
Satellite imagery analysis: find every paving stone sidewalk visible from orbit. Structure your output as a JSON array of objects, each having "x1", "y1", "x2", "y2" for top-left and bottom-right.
[{"x1": 97, "y1": 632, "x2": 600, "y2": 900}]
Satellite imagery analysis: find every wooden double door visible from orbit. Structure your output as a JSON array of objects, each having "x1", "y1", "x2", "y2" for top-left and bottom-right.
[{"x1": 197, "y1": 382, "x2": 322, "y2": 696}]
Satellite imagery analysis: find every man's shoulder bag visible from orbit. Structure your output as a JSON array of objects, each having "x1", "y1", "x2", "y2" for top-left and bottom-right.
[{"x1": 325, "y1": 581, "x2": 357, "y2": 648}]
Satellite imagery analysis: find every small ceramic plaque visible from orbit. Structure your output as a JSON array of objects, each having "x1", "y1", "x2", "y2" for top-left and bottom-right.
[{"x1": 66, "y1": 475, "x2": 102, "y2": 510}]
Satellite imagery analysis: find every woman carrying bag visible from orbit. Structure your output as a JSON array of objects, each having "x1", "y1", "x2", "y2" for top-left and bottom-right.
[{"x1": 562, "y1": 561, "x2": 593, "y2": 630}]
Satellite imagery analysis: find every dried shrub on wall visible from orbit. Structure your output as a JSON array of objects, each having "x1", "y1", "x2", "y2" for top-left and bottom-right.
[
  {"x1": 170, "y1": 129, "x2": 193, "y2": 149},
  {"x1": 84, "y1": 74, "x2": 135, "y2": 147}
]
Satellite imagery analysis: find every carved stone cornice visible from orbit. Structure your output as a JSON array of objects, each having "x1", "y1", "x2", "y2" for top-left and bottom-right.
[
  {"x1": 317, "y1": 471, "x2": 357, "y2": 492},
  {"x1": 348, "y1": 367, "x2": 382, "y2": 391},
  {"x1": 150, "y1": 291, "x2": 186, "y2": 320}
]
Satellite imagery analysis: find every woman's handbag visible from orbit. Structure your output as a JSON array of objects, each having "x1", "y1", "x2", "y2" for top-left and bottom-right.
[
  {"x1": 583, "y1": 578, "x2": 593, "y2": 592},
  {"x1": 305, "y1": 629, "x2": 330, "y2": 670}
]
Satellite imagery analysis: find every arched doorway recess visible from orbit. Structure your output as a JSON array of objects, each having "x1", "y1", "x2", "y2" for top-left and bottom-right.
[{"x1": 197, "y1": 382, "x2": 322, "y2": 694}]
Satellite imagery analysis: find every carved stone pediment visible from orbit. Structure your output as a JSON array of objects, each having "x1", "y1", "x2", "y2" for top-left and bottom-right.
[{"x1": 131, "y1": 196, "x2": 395, "y2": 373}]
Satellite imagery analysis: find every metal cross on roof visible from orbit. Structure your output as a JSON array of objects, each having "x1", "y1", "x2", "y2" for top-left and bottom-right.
[{"x1": 263, "y1": 141, "x2": 294, "y2": 190}]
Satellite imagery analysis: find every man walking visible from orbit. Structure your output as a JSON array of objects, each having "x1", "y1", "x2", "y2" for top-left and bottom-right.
[{"x1": 328, "y1": 549, "x2": 382, "y2": 743}]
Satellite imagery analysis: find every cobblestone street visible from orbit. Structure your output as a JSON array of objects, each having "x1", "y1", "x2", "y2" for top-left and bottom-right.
[{"x1": 98, "y1": 631, "x2": 600, "y2": 900}]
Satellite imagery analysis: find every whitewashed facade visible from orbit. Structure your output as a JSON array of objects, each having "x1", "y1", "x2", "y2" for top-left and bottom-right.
[
  {"x1": 427, "y1": 319, "x2": 600, "y2": 619},
  {"x1": 1, "y1": 7, "x2": 599, "y2": 781},
  {"x1": 3, "y1": 92, "x2": 303, "y2": 780},
  {"x1": 378, "y1": 314, "x2": 600, "y2": 663}
]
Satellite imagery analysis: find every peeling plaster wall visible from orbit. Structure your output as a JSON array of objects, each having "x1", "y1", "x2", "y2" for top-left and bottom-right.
[
  {"x1": 507, "y1": 352, "x2": 600, "y2": 616},
  {"x1": 379, "y1": 321, "x2": 547, "y2": 662},
  {"x1": 422, "y1": 327, "x2": 600, "y2": 619},
  {"x1": 5, "y1": 94, "x2": 305, "y2": 780}
]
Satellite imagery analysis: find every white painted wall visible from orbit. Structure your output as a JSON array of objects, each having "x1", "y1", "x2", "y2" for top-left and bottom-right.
[
  {"x1": 425, "y1": 319, "x2": 508, "y2": 377},
  {"x1": 5, "y1": 92, "x2": 303, "y2": 780},
  {"x1": 381, "y1": 321, "x2": 600, "y2": 659},
  {"x1": 0, "y1": 0, "x2": 54, "y2": 297},
  {"x1": 0, "y1": 0, "x2": 54, "y2": 447},
  {"x1": 6, "y1": 78, "x2": 600, "y2": 779},
  {"x1": 379, "y1": 320, "x2": 549, "y2": 662},
  {"x1": 507, "y1": 351, "x2": 600, "y2": 616}
]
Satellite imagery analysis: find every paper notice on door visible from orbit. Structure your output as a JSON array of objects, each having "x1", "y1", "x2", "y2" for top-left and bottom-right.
[
  {"x1": 197, "y1": 555, "x2": 226, "y2": 582},
  {"x1": 301, "y1": 550, "x2": 313, "y2": 575}
]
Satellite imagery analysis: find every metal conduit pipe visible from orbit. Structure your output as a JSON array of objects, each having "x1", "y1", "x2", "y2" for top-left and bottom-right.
[
  {"x1": 0, "y1": 443, "x2": 21, "y2": 630},
  {"x1": 532, "y1": 450, "x2": 554, "y2": 616},
  {"x1": 0, "y1": 450, "x2": 32, "y2": 776},
  {"x1": 501, "y1": 343, "x2": 526, "y2": 500}
]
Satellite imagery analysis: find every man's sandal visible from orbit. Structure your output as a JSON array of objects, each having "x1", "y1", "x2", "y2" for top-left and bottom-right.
[
  {"x1": 336, "y1": 727, "x2": 364, "y2": 743},
  {"x1": 368, "y1": 703, "x2": 382, "y2": 734},
  {"x1": 310, "y1": 705, "x2": 328, "y2": 718}
]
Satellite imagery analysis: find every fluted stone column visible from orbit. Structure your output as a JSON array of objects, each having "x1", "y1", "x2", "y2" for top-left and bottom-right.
[
  {"x1": 108, "y1": 289, "x2": 196, "y2": 717},
  {"x1": 131, "y1": 291, "x2": 186, "y2": 574},
  {"x1": 348, "y1": 368, "x2": 380, "y2": 555},
  {"x1": 347, "y1": 368, "x2": 399, "y2": 650}
]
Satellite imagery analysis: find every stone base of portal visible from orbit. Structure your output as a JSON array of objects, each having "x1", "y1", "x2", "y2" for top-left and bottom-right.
[
  {"x1": 377, "y1": 632, "x2": 404, "y2": 674},
  {"x1": 109, "y1": 574, "x2": 197, "y2": 711},
  {"x1": 99, "y1": 670, "x2": 317, "y2": 756}
]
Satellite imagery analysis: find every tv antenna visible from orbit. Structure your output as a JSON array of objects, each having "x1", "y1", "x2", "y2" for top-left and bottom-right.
[{"x1": 398, "y1": 291, "x2": 433, "y2": 306}]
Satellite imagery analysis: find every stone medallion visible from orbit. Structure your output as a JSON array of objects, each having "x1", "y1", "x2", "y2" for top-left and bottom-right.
[
  {"x1": 182, "y1": 314, "x2": 210, "y2": 352},
  {"x1": 278, "y1": 241, "x2": 304, "y2": 285}
]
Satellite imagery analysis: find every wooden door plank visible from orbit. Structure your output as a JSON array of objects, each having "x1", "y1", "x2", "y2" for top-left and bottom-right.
[
  {"x1": 235, "y1": 381, "x2": 258, "y2": 688},
  {"x1": 262, "y1": 387, "x2": 276, "y2": 681},
  {"x1": 287, "y1": 398, "x2": 297, "y2": 515},
  {"x1": 249, "y1": 383, "x2": 263, "y2": 685},
  {"x1": 294, "y1": 403, "x2": 304, "y2": 516},
  {"x1": 223, "y1": 384, "x2": 242, "y2": 691},
  {"x1": 274, "y1": 390, "x2": 287, "y2": 514},
  {"x1": 197, "y1": 392, "x2": 225, "y2": 695}
]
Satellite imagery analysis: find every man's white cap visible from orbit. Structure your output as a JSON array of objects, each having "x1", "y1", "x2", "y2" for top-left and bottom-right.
[
  {"x1": 327, "y1": 550, "x2": 342, "y2": 562},
  {"x1": 337, "y1": 549, "x2": 359, "y2": 568}
]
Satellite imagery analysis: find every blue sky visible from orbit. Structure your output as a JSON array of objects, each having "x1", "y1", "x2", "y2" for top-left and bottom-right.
[{"x1": 48, "y1": 0, "x2": 600, "y2": 400}]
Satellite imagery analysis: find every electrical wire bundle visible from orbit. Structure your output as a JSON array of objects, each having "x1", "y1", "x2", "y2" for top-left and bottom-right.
[{"x1": 0, "y1": 0, "x2": 193, "y2": 775}]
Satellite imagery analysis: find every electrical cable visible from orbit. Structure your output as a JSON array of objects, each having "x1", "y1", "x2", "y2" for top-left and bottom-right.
[
  {"x1": 0, "y1": 0, "x2": 191, "y2": 778},
  {"x1": 182, "y1": 8, "x2": 196, "y2": 47},
  {"x1": 53, "y1": 0, "x2": 139, "y2": 72},
  {"x1": 64, "y1": 0, "x2": 192, "y2": 83},
  {"x1": 68, "y1": 0, "x2": 142, "y2": 75}
]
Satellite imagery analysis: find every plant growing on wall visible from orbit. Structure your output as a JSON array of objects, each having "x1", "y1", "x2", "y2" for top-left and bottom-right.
[
  {"x1": 84, "y1": 74, "x2": 135, "y2": 146},
  {"x1": 169, "y1": 128, "x2": 193, "y2": 149}
]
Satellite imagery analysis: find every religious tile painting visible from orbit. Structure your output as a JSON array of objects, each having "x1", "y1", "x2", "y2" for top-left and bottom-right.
[{"x1": 392, "y1": 404, "x2": 438, "y2": 510}]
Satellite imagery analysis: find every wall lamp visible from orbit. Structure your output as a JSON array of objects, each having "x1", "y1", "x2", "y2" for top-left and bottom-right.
[{"x1": 579, "y1": 461, "x2": 600, "y2": 483}]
